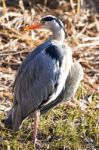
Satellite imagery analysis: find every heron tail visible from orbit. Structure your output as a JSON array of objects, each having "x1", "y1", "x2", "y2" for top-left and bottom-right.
[
  {"x1": 12, "y1": 103, "x2": 22, "y2": 132},
  {"x1": 2, "y1": 103, "x2": 22, "y2": 132}
]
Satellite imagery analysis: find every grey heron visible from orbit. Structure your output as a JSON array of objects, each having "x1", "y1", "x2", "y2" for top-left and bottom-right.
[{"x1": 2, "y1": 15, "x2": 83, "y2": 146}]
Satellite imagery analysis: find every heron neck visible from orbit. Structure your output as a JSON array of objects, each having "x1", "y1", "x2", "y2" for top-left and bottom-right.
[{"x1": 52, "y1": 28, "x2": 65, "y2": 43}]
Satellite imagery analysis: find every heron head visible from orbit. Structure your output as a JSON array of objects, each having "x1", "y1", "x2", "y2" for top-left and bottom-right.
[
  {"x1": 24, "y1": 15, "x2": 65, "y2": 32},
  {"x1": 24, "y1": 15, "x2": 66, "y2": 42}
]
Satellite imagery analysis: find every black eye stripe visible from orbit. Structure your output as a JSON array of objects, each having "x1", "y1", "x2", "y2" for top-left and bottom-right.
[
  {"x1": 55, "y1": 18, "x2": 66, "y2": 36},
  {"x1": 55, "y1": 18, "x2": 63, "y2": 28},
  {"x1": 41, "y1": 16, "x2": 55, "y2": 22},
  {"x1": 41, "y1": 16, "x2": 63, "y2": 28}
]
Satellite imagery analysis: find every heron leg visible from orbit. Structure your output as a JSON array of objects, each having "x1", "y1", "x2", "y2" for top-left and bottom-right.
[{"x1": 32, "y1": 110, "x2": 40, "y2": 145}]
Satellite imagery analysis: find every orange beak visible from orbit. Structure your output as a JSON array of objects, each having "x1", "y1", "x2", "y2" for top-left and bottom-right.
[{"x1": 24, "y1": 22, "x2": 42, "y2": 31}]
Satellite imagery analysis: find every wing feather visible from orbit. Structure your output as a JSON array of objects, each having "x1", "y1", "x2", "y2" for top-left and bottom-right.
[
  {"x1": 14, "y1": 41, "x2": 67, "y2": 123},
  {"x1": 5, "y1": 40, "x2": 72, "y2": 131}
]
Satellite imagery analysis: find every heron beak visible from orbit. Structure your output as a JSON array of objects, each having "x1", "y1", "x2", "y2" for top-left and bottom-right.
[{"x1": 24, "y1": 22, "x2": 42, "y2": 31}]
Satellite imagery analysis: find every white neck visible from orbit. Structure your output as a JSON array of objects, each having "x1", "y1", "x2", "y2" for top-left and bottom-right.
[{"x1": 52, "y1": 28, "x2": 65, "y2": 43}]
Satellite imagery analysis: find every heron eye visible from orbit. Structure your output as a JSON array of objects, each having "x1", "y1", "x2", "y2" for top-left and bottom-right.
[{"x1": 41, "y1": 16, "x2": 55, "y2": 22}]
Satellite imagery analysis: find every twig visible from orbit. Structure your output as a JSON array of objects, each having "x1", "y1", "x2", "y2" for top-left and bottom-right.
[
  {"x1": 0, "y1": 49, "x2": 29, "y2": 57},
  {"x1": 81, "y1": 37, "x2": 99, "y2": 42},
  {"x1": 0, "y1": 31, "x2": 37, "y2": 46},
  {"x1": 70, "y1": 0, "x2": 75, "y2": 12},
  {"x1": 77, "y1": 0, "x2": 81, "y2": 14},
  {"x1": 76, "y1": 23, "x2": 88, "y2": 38},
  {"x1": 77, "y1": 41, "x2": 99, "y2": 48},
  {"x1": 0, "y1": 12, "x2": 22, "y2": 21},
  {"x1": 94, "y1": 16, "x2": 99, "y2": 32},
  {"x1": 2, "y1": 0, "x2": 7, "y2": 14}
]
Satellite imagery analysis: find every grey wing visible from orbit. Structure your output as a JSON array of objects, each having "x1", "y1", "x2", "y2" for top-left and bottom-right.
[
  {"x1": 40, "y1": 62, "x2": 83, "y2": 114},
  {"x1": 3, "y1": 41, "x2": 72, "y2": 131},
  {"x1": 11, "y1": 44, "x2": 65, "y2": 131}
]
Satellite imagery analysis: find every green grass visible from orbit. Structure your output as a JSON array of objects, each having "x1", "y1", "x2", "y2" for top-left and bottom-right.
[{"x1": 0, "y1": 92, "x2": 99, "y2": 150}]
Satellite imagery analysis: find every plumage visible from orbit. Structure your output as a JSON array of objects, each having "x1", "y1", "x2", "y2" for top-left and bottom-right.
[
  {"x1": 2, "y1": 15, "x2": 83, "y2": 146},
  {"x1": 41, "y1": 62, "x2": 83, "y2": 114},
  {"x1": 7, "y1": 40, "x2": 72, "y2": 131}
]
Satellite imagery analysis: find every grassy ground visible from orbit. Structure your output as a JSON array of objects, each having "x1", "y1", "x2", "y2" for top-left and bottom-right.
[{"x1": 0, "y1": 90, "x2": 99, "y2": 150}]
